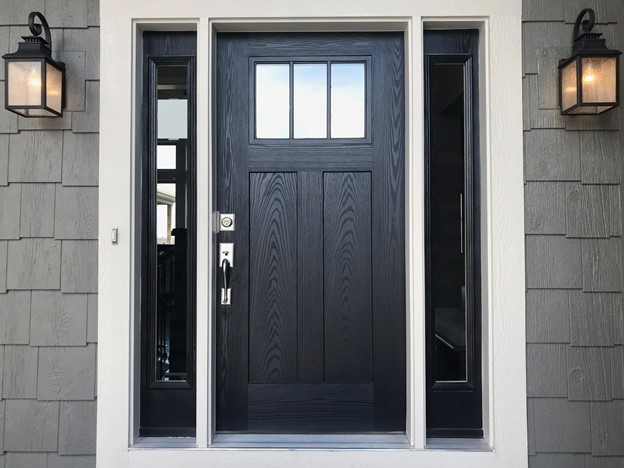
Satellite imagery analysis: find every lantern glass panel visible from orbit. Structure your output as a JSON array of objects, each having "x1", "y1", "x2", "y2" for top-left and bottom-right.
[
  {"x1": 46, "y1": 62, "x2": 62, "y2": 113},
  {"x1": 23, "y1": 108, "x2": 55, "y2": 117},
  {"x1": 561, "y1": 60, "x2": 578, "y2": 112},
  {"x1": 581, "y1": 56, "x2": 617, "y2": 104},
  {"x1": 7, "y1": 60, "x2": 42, "y2": 107}
]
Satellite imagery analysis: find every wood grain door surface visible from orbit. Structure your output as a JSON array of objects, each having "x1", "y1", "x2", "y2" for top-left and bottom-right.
[{"x1": 216, "y1": 32, "x2": 405, "y2": 433}]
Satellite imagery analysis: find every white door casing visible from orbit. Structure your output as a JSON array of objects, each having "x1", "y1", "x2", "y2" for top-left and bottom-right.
[{"x1": 97, "y1": 1, "x2": 526, "y2": 466}]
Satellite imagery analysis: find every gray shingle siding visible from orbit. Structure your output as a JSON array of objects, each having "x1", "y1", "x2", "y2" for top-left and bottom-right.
[
  {"x1": 0, "y1": 0, "x2": 98, "y2": 466},
  {"x1": 524, "y1": 0, "x2": 624, "y2": 466}
]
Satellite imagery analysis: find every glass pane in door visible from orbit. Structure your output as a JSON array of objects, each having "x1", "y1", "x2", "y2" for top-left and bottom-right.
[{"x1": 256, "y1": 63, "x2": 290, "y2": 139}]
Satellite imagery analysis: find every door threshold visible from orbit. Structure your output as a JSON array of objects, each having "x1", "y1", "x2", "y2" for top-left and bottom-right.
[{"x1": 211, "y1": 433, "x2": 411, "y2": 449}]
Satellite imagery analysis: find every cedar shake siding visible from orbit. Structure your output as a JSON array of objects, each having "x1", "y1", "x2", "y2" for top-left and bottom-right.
[
  {"x1": 0, "y1": 0, "x2": 99, "y2": 467},
  {"x1": 523, "y1": 0, "x2": 624, "y2": 466}
]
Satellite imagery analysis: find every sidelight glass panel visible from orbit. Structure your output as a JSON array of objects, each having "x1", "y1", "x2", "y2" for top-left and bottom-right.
[
  {"x1": 430, "y1": 63, "x2": 467, "y2": 383},
  {"x1": 256, "y1": 64, "x2": 290, "y2": 138},
  {"x1": 154, "y1": 64, "x2": 190, "y2": 382},
  {"x1": 157, "y1": 65, "x2": 188, "y2": 140},
  {"x1": 294, "y1": 63, "x2": 327, "y2": 138},
  {"x1": 331, "y1": 63, "x2": 365, "y2": 138},
  {"x1": 157, "y1": 145, "x2": 177, "y2": 170},
  {"x1": 156, "y1": 183, "x2": 176, "y2": 244}
]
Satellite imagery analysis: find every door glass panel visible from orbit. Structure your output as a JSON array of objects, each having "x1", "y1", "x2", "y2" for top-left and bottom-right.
[
  {"x1": 154, "y1": 64, "x2": 189, "y2": 382},
  {"x1": 331, "y1": 63, "x2": 365, "y2": 138},
  {"x1": 294, "y1": 63, "x2": 327, "y2": 138},
  {"x1": 256, "y1": 64, "x2": 290, "y2": 139},
  {"x1": 430, "y1": 63, "x2": 467, "y2": 383}
]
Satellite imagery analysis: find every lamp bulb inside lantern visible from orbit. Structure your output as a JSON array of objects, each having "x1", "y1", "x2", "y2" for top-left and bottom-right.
[{"x1": 28, "y1": 72, "x2": 41, "y2": 89}]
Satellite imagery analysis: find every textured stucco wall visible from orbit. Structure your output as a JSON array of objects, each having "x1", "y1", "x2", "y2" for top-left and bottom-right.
[
  {"x1": 0, "y1": 0, "x2": 99, "y2": 467},
  {"x1": 523, "y1": 0, "x2": 624, "y2": 466}
]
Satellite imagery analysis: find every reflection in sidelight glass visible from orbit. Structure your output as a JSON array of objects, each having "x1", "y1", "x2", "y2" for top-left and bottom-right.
[
  {"x1": 154, "y1": 65, "x2": 189, "y2": 382},
  {"x1": 256, "y1": 64, "x2": 290, "y2": 138},
  {"x1": 430, "y1": 63, "x2": 467, "y2": 383},
  {"x1": 294, "y1": 63, "x2": 327, "y2": 138},
  {"x1": 331, "y1": 63, "x2": 365, "y2": 138},
  {"x1": 157, "y1": 145, "x2": 176, "y2": 170}
]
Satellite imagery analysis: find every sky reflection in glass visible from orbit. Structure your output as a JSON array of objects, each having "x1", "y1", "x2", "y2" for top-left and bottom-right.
[
  {"x1": 294, "y1": 63, "x2": 327, "y2": 138},
  {"x1": 331, "y1": 63, "x2": 365, "y2": 138},
  {"x1": 256, "y1": 64, "x2": 290, "y2": 139}
]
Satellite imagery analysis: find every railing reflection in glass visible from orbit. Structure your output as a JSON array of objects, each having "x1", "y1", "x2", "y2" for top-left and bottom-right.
[{"x1": 154, "y1": 64, "x2": 190, "y2": 382}]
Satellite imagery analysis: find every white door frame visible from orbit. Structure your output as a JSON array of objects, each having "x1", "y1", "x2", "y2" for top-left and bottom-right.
[{"x1": 97, "y1": 2, "x2": 527, "y2": 467}]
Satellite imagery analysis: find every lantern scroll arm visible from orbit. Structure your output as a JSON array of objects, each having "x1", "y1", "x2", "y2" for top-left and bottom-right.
[
  {"x1": 573, "y1": 8, "x2": 596, "y2": 42},
  {"x1": 28, "y1": 11, "x2": 52, "y2": 48}
]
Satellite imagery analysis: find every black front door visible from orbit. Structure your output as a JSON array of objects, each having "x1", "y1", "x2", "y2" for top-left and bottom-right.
[{"x1": 216, "y1": 32, "x2": 405, "y2": 433}]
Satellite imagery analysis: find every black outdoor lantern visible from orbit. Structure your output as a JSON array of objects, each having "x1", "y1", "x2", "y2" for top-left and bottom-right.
[
  {"x1": 559, "y1": 8, "x2": 621, "y2": 115},
  {"x1": 3, "y1": 12, "x2": 65, "y2": 117}
]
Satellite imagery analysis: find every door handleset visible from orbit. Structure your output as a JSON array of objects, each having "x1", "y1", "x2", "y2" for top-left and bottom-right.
[
  {"x1": 221, "y1": 258, "x2": 231, "y2": 305},
  {"x1": 219, "y1": 243, "x2": 234, "y2": 305}
]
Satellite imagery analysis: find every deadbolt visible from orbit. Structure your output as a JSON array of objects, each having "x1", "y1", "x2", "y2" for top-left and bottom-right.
[{"x1": 219, "y1": 213, "x2": 235, "y2": 231}]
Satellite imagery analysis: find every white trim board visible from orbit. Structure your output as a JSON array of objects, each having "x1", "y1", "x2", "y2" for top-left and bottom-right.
[{"x1": 97, "y1": 4, "x2": 527, "y2": 468}]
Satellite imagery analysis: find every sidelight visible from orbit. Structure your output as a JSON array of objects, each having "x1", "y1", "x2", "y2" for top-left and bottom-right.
[
  {"x1": 140, "y1": 32, "x2": 197, "y2": 436},
  {"x1": 425, "y1": 29, "x2": 482, "y2": 438}
]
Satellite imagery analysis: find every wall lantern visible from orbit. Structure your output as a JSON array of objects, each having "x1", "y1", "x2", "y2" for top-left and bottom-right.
[
  {"x1": 2, "y1": 12, "x2": 65, "y2": 117},
  {"x1": 559, "y1": 8, "x2": 621, "y2": 115}
]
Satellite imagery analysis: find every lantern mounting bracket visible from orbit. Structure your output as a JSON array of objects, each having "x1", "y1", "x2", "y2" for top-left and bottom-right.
[
  {"x1": 27, "y1": 11, "x2": 52, "y2": 49},
  {"x1": 573, "y1": 8, "x2": 596, "y2": 42}
]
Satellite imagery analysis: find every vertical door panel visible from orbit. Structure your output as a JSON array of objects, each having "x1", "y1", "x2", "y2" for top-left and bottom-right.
[
  {"x1": 297, "y1": 171, "x2": 324, "y2": 383},
  {"x1": 249, "y1": 172, "x2": 298, "y2": 383},
  {"x1": 324, "y1": 172, "x2": 372, "y2": 383}
]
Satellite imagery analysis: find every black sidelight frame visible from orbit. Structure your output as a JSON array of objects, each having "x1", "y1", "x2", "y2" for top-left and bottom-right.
[
  {"x1": 424, "y1": 29, "x2": 482, "y2": 438},
  {"x1": 140, "y1": 32, "x2": 197, "y2": 437}
]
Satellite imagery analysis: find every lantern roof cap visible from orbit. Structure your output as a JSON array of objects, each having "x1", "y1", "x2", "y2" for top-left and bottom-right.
[
  {"x1": 2, "y1": 12, "x2": 65, "y2": 70},
  {"x1": 558, "y1": 8, "x2": 621, "y2": 68}
]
